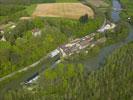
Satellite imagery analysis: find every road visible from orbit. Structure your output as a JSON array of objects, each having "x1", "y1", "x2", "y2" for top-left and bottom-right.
[
  {"x1": 0, "y1": 55, "x2": 48, "y2": 82},
  {"x1": 0, "y1": 19, "x2": 108, "y2": 82}
]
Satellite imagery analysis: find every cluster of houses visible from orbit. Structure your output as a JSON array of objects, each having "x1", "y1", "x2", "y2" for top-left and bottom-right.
[
  {"x1": 0, "y1": 22, "x2": 42, "y2": 42},
  {"x1": 49, "y1": 21, "x2": 116, "y2": 58},
  {"x1": 31, "y1": 28, "x2": 42, "y2": 37},
  {"x1": 49, "y1": 33, "x2": 96, "y2": 58}
]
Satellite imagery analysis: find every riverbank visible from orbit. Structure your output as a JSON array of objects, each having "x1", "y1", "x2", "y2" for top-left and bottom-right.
[
  {"x1": 1, "y1": 0, "x2": 133, "y2": 99},
  {"x1": 21, "y1": 0, "x2": 130, "y2": 86}
]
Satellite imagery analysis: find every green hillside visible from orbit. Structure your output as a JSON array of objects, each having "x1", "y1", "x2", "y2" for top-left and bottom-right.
[
  {"x1": 3, "y1": 42, "x2": 133, "y2": 100},
  {"x1": 0, "y1": 0, "x2": 132, "y2": 100}
]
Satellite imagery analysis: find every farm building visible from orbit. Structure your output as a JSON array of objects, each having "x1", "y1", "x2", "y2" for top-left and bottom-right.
[
  {"x1": 49, "y1": 49, "x2": 60, "y2": 58},
  {"x1": 58, "y1": 34, "x2": 95, "y2": 57},
  {"x1": 98, "y1": 23, "x2": 116, "y2": 33},
  {"x1": 32, "y1": 28, "x2": 41, "y2": 37}
]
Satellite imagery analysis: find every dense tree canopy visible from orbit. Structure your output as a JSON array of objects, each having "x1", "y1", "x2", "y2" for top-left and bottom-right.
[
  {"x1": 0, "y1": 0, "x2": 132, "y2": 100},
  {"x1": 3, "y1": 42, "x2": 133, "y2": 100},
  {"x1": 0, "y1": 15, "x2": 103, "y2": 78}
]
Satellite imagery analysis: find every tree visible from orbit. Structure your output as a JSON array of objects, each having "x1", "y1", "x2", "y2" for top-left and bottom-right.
[{"x1": 79, "y1": 14, "x2": 89, "y2": 23}]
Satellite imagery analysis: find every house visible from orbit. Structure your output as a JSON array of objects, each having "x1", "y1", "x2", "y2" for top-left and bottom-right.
[
  {"x1": 31, "y1": 29, "x2": 41, "y2": 37},
  {"x1": 0, "y1": 29, "x2": 4, "y2": 34},
  {"x1": 24, "y1": 72, "x2": 39, "y2": 84},
  {"x1": 49, "y1": 49, "x2": 60, "y2": 58},
  {"x1": 58, "y1": 33, "x2": 95, "y2": 57},
  {"x1": 10, "y1": 25, "x2": 16, "y2": 29},
  {"x1": 79, "y1": 37, "x2": 94, "y2": 49},
  {"x1": 59, "y1": 45, "x2": 71, "y2": 57},
  {"x1": 98, "y1": 22, "x2": 116, "y2": 33},
  {"x1": 0, "y1": 36, "x2": 6, "y2": 41}
]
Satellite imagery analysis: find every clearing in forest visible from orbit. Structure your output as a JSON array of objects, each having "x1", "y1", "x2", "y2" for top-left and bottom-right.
[{"x1": 32, "y1": 3, "x2": 94, "y2": 19}]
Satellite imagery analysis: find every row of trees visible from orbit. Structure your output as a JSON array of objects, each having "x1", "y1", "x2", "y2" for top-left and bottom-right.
[
  {"x1": 3, "y1": 41, "x2": 133, "y2": 100},
  {"x1": 0, "y1": 0, "x2": 59, "y2": 4},
  {"x1": 0, "y1": 4, "x2": 29, "y2": 24}
]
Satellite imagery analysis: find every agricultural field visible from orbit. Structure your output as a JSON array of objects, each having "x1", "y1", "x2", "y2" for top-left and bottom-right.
[
  {"x1": 0, "y1": 0, "x2": 105, "y2": 78},
  {"x1": 32, "y1": 3, "x2": 94, "y2": 19},
  {"x1": 0, "y1": 0, "x2": 132, "y2": 100},
  {"x1": 0, "y1": 0, "x2": 109, "y2": 24}
]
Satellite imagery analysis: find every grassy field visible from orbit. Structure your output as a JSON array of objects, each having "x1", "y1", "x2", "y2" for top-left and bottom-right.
[{"x1": 32, "y1": 3, "x2": 94, "y2": 19}]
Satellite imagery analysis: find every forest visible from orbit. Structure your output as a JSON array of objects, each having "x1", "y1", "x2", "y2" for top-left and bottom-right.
[
  {"x1": 0, "y1": 15, "x2": 104, "y2": 78},
  {"x1": 3, "y1": 40, "x2": 133, "y2": 100},
  {"x1": 0, "y1": 0, "x2": 132, "y2": 100}
]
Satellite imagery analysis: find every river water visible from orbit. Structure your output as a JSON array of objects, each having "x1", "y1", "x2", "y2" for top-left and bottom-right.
[
  {"x1": 29, "y1": 0, "x2": 133, "y2": 76},
  {"x1": 111, "y1": 0, "x2": 122, "y2": 22},
  {"x1": 85, "y1": 0, "x2": 133, "y2": 70},
  {"x1": 97, "y1": 0, "x2": 122, "y2": 67},
  {"x1": 0, "y1": 0, "x2": 133, "y2": 98},
  {"x1": 97, "y1": 0, "x2": 133, "y2": 66}
]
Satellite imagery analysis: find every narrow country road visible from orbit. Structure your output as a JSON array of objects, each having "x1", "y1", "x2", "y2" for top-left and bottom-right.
[
  {"x1": 0, "y1": 19, "x2": 108, "y2": 82},
  {"x1": 0, "y1": 55, "x2": 48, "y2": 82}
]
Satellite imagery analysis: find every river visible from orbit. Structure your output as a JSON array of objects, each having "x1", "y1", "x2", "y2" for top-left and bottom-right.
[
  {"x1": 0, "y1": 0, "x2": 133, "y2": 99},
  {"x1": 24, "y1": 0, "x2": 133, "y2": 82},
  {"x1": 85, "y1": 0, "x2": 133, "y2": 70}
]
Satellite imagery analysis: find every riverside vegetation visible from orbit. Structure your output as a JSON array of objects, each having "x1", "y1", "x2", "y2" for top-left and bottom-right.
[
  {"x1": 3, "y1": 41, "x2": 133, "y2": 100},
  {"x1": 0, "y1": 16, "x2": 104, "y2": 78},
  {"x1": 0, "y1": 0, "x2": 105, "y2": 78},
  {"x1": 0, "y1": 0, "x2": 132, "y2": 100}
]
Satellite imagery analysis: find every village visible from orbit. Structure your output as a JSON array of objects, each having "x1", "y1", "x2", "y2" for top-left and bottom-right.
[
  {"x1": 22, "y1": 21, "x2": 116, "y2": 85},
  {"x1": 0, "y1": 0, "x2": 132, "y2": 99},
  {"x1": 0, "y1": 19, "x2": 116, "y2": 85},
  {"x1": 49, "y1": 21, "x2": 116, "y2": 58},
  {"x1": 0, "y1": 20, "x2": 116, "y2": 60}
]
